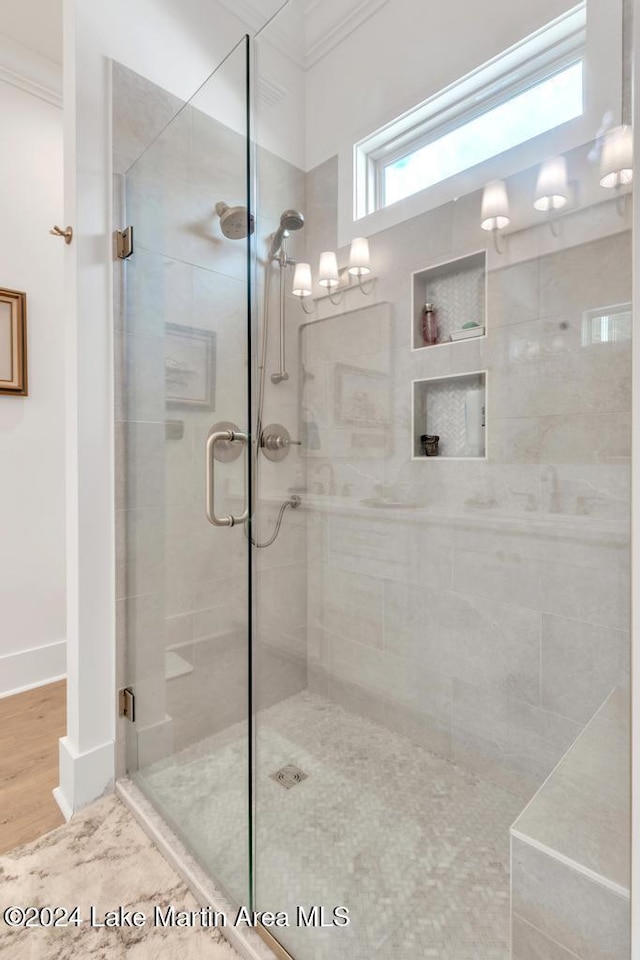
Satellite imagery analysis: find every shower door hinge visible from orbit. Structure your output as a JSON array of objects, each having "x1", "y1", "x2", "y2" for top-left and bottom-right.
[
  {"x1": 115, "y1": 226, "x2": 134, "y2": 260},
  {"x1": 119, "y1": 687, "x2": 136, "y2": 722}
]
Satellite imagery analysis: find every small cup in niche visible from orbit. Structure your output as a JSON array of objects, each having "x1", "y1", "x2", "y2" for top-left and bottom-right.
[{"x1": 421, "y1": 434, "x2": 440, "y2": 457}]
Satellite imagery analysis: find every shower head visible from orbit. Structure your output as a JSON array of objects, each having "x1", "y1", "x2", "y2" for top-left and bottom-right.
[
  {"x1": 280, "y1": 209, "x2": 305, "y2": 232},
  {"x1": 216, "y1": 202, "x2": 255, "y2": 240},
  {"x1": 269, "y1": 209, "x2": 305, "y2": 258}
]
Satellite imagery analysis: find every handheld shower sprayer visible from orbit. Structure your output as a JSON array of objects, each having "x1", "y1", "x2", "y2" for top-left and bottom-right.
[
  {"x1": 269, "y1": 209, "x2": 305, "y2": 259},
  {"x1": 267, "y1": 210, "x2": 305, "y2": 387}
]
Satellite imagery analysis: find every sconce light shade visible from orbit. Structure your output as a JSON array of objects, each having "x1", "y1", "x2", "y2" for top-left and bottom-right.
[
  {"x1": 534, "y1": 156, "x2": 569, "y2": 211},
  {"x1": 600, "y1": 125, "x2": 634, "y2": 189},
  {"x1": 481, "y1": 180, "x2": 510, "y2": 231},
  {"x1": 292, "y1": 262, "x2": 313, "y2": 298},
  {"x1": 318, "y1": 251, "x2": 340, "y2": 288},
  {"x1": 348, "y1": 237, "x2": 371, "y2": 276}
]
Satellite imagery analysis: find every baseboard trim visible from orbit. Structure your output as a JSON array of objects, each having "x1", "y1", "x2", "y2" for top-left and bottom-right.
[
  {"x1": 55, "y1": 737, "x2": 114, "y2": 817},
  {"x1": 0, "y1": 641, "x2": 66, "y2": 698},
  {"x1": 52, "y1": 786, "x2": 73, "y2": 823}
]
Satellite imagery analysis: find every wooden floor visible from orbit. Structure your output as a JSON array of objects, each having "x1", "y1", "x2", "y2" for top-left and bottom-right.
[{"x1": 0, "y1": 681, "x2": 66, "y2": 855}]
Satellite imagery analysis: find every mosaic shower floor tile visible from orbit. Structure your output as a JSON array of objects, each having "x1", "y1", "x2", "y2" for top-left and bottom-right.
[{"x1": 141, "y1": 692, "x2": 524, "y2": 960}]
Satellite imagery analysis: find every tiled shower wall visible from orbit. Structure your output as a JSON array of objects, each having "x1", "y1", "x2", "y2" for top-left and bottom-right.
[
  {"x1": 304, "y1": 155, "x2": 631, "y2": 798},
  {"x1": 113, "y1": 66, "x2": 631, "y2": 799},
  {"x1": 113, "y1": 63, "x2": 307, "y2": 764}
]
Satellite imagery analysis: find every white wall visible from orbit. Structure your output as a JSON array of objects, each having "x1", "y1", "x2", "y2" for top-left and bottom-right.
[
  {"x1": 305, "y1": 0, "x2": 578, "y2": 169},
  {"x1": 0, "y1": 76, "x2": 65, "y2": 697}
]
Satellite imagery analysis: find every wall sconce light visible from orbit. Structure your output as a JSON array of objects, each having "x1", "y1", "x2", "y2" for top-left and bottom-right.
[
  {"x1": 292, "y1": 262, "x2": 314, "y2": 314},
  {"x1": 348, "y1": 237, "x2": 374, "y2": 294},
  {"x1": 481, "y1": 180, "x2": 510, "y2": 253},
  {"x1": 600, "y1": 125, "x2": 633, "y2": 215},
  {"x1": 318, "y1": 251, "x2": 340, "y2": 290},
  {"x1": 293, "y1": 242, "x2": 376, "y2": 313},
  {"x1": 348, "y1": 237, "x2": 370, "y2": 275},
  {"x1": 534, "y1": 156, "x2": 569, "y2": 236}
]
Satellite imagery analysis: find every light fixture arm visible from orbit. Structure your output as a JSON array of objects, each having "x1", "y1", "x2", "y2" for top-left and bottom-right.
[
  {"x1": 548, "y1": 212, "x2": 562, "y2": 238},
  {"x1": 616, "y1": 188, "x2": 630, "y2": 217},
  {"x1": 356, "y1": 275, "x2": 375, "y2": 296},
  {"x1": 492, "y1": 228, "x2": 506, "y2": 255}
]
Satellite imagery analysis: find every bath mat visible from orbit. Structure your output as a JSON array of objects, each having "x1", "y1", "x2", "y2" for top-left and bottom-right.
[{"x1": 0, "y1": 794, "x2": 240, "y2": 959}]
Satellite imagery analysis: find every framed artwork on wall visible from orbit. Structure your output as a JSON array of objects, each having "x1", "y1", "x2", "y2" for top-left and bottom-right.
[
  {"x1": 165, "y1": 323, "x2": 216, "y2": 409},
  {"x1": 0, "y1": 288, "x2": 28, "y2": 397}
]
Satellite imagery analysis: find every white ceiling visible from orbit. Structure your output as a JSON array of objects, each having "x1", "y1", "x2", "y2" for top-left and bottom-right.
[
  {"x1": 0, "y1": 0, "x2": 62, "y2": 63},
  {"x1": 0, "y1": 0, "x2": 386, "y2": 75}
]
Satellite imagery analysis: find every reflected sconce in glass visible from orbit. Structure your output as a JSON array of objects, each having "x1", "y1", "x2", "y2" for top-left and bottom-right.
[
  {"x1": 319, "y1": 251, "x2": 340, "y2": 287},
  {"x1": 481, "y1": 180, "x2": 510, "y2": 253},
  {"x1": 293, "y1": 243, "x2": 376, "y2": 312},
  {"x1": 292, "y1": 262, "x2": 315, "y2": 314},
  {"x1": 600, "y1": 125, "x2": 633, "y2": 215},
  {"x1": 534, "y1": 156, "x2": 569, "y2": 235}
]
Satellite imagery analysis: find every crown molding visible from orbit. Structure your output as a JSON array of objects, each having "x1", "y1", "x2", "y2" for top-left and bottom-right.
[
  {"x1": 221, "y1": 0, "x2": 269, "y2": 33},
  {"x1": 215, "y1": 0, "x2": 391, "y2": 70},
  {"x1": 304, "y1": 0, "x2": 391, "y2": 68},
  {"x1": 0, "y1": 35, "x2": 62, "y2": 107}
]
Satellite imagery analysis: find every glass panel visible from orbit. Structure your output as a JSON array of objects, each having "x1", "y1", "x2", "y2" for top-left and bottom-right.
[
  {"x1": 116, "y1": 37, "x2": 253, "y2": 905},
  {"x1": 253, "y1": 2, "x2": 631, "y2": 959}
]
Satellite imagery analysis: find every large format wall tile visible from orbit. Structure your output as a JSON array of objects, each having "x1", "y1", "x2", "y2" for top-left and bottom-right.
[
  {"x1": 513, "y1": 689, "x2": 630, "y2": 894},
  {"x1": 384, "y1": 580, "x2": 540, "y2": 705},
  {"x1": 539, "y1": 233, "x2": 632, "y2": 317},
  {"x1": 511, "y1": 837, "x2": 630, "y2": 960},
  {"x1": 115, "y1": 421, "x2": 166, "y2": 511},
  {"x1": 116, "y1": 507, "x2": 165, "y2": 601},
  {"x1": 318, "y1": 219, "x2": 627, "y2": 789},
  {"x1": 487, "y1": 259, "x2": 540, "y2": 327},
  {"x1": 113, "y1": 63, "x2": 185, "y2": 172},
  {"x1": 541, "y1": 615, "x2": 629, "y2": 723},
  {"x1": 115, "y1": 65, "x2": 309, "y2": 770},
  {"x1": 452, "y1": 681, "x2": 581, "y2": 797},
  {"x1": 512, "y1": 913, "x2": 586, "y2": 960},
  {"x1": 538, "y1": 559, "x2": 629, "y2": 631}
]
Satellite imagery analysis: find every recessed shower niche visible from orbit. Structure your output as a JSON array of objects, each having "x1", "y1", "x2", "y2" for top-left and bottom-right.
[
  {"x1": 412, "y1": 372, "x2": 487, "y2": 459},
  {"x1": 412, "y1": 251, "x2": 486, "y2": 350}
]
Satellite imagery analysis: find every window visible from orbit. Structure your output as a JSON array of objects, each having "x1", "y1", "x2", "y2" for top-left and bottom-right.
[
  {"x1": 356, "y1": 3, "x2": 587, "y2": 218},
  {"x1": 383, "y1": 63, "x2": 583, "y2": 207}
]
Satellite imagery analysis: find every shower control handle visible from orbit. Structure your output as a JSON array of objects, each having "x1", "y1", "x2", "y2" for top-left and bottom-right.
[
  {"x1": 260, "y1": 423, "x2": 300, "y2": 462},
  {"x1": 263, "y1": 435, "x2": 301, "y2": 451},
  {"x1": 206, "y1": 429, "x2": 249, "y2": 527}
]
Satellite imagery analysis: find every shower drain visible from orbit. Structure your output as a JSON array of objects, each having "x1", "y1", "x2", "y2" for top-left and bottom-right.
[{"x1": 270, "y1": 764, "x2": 308, "y2": 789}]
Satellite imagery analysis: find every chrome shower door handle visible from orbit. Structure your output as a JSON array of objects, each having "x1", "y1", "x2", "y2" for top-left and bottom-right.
[{"x1": 206, "y1": 430, "x2": 249, "y2": 527}]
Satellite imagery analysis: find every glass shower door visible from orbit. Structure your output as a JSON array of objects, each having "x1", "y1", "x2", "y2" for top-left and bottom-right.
[
  {"x1": 116, "y1": 36, "x2": 254, "y2": 906},
  {"x1": 250, "y1": 2, "x2": 632, "y2": 959}
]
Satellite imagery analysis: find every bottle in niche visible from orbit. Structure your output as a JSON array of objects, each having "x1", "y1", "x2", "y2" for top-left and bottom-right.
[{"x1": 422, "y1": 302, "x2": 438, "y2": 345}]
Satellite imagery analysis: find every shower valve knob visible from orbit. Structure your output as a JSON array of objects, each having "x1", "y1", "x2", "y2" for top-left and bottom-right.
[
  {"x1": 260, "y1": 424, "x2": 301, "y2": 461},
  {"x1": 263, "y1": 434, "x2": 301, "y2": 450}
]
